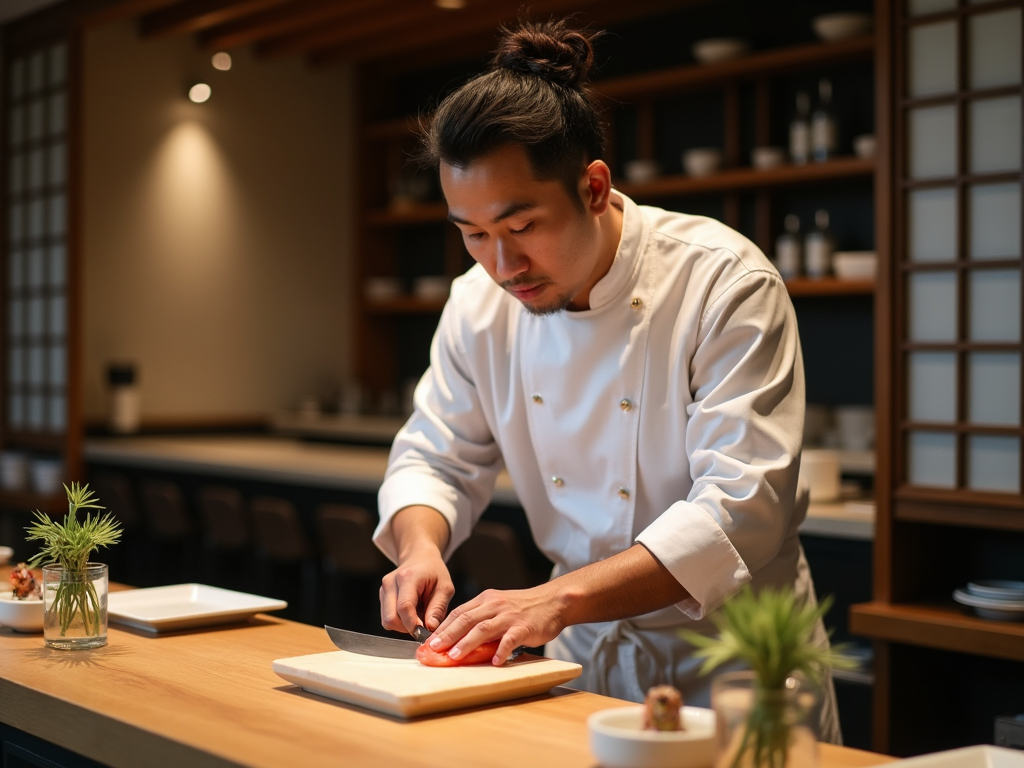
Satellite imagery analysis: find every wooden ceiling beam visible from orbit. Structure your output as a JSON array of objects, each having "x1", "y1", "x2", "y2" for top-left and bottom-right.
[
  {"x1": 139, "y1": 0, "x2": 294, "y2": 38},
  {"x1": 256, "y1": 0, "x2": 441, "y2": 59},
  {"x1": 198, "y1": 0, "x2": 386, "y2": 51},
  {"x1": 310, "y1": 0, "x2": 607, "y2": 66},
  {"x1": 83, "y1": 0, "x2": 181, "y2": 25}
]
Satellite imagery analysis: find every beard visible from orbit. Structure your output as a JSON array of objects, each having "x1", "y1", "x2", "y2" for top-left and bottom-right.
[{"x1": 501, "y1": 276, "x2": 577, "y2": 315}]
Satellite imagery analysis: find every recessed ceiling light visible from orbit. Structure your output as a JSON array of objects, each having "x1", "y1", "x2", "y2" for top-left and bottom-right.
[
  {"x1": 435, "y1": 0, "x2": 465, "y2": 8},
  {"x1": 211, "y1": 52, "x2": 232, "y2": 71},
  {"x1": 188, "y1": 83, "x2": 212, "y2": 103}
]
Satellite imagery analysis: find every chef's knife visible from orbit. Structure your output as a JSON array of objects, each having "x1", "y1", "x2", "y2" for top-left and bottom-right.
[{"x1": 325, "y1": 625, "x2": 526, "y2": 660}]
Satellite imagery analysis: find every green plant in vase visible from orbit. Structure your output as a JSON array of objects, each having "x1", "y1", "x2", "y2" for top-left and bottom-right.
[
  {"x1": 682, "y1": 586, "x2": 856, "y2": 768},
  {"x1": 25, "y1": 483, "x2": 121, "y2": 642}
]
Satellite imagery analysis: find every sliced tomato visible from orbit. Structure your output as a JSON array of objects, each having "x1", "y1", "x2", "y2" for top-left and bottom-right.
[{"x1": 415, "y1": 639, "x2": 501, "y2": 667}]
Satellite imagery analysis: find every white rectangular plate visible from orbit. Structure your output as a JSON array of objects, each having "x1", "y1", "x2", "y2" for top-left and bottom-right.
[
  {"x1": 108, "y1": 584, "x2": 287, "y2": 632},
  {"x1": 273, "y1": 649, "x2": 582, "y2": 718},
  {"x1": 868, "y1": 745, "x2": 1024, "y2": 767}
]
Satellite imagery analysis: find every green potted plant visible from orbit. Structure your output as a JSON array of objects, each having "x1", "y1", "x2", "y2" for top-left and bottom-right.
[
  {"x1": 25, "y1": 483, "x2": 121, "y2": 650},
  {"x1": 682, "y1": 586, "x2": 855, "y2": 768}
]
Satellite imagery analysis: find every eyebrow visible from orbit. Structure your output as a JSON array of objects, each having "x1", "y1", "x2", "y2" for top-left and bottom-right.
[{"x1": 447, "y1": 201, "x2": 536, "y2": 227}]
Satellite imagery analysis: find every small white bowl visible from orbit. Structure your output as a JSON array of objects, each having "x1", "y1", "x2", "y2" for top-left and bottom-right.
[
  {"x1": 0, "y1": 591, "x2": 44, "y2": 633},
  {"x1": 683, "y1": 148, "x2": 723, "y2": 178},
  {"x1": 691, "y1": 38, "x2": 749, "y2": 65},
  {"x1": 364, "y1": 277, "x2": 402, "y2": 302},
  {"x1": 624, "y1": 159, "x2": 662, "y2": 184},
  {"x1": 413, "y1": 276, "x2": 452, "y2": 302},
  {"x1": 588, "y1": 705, "x2": 715, "y2": 768},
  {"x1": 0, "y1": 546, "x2": 13, "y2": 566},
  {"x1": 853, "y1": 134, "x2": 876, "y2": 159},
  {"x1": 833, "y1": 251, "x2": 877, "y2": 280},
  {"x1": 751, "y1": 146, "x2": 786, "y2": 170},
  {"x1": 812, "y1": 13, "x2": 873, "y2": 42}
]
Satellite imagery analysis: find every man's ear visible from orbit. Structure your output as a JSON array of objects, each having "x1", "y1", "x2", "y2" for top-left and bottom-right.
[{"x1": 581, "y1": 160, "x2": 613, "y2": 215}]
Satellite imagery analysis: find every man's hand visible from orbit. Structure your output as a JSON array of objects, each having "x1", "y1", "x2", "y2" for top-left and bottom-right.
[
  {"x1": 379, "y1": 505, "x2": 455, "y2": 635},
  {"x1": 427, "y1": 582, "x2": 569, "y2": 665},
  {"x1": 426, "y1": 543, "x2": 691, "y2": 665}
]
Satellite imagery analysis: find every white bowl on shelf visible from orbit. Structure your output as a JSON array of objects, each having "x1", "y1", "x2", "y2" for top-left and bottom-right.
[
  {"x1": 812, "y1": 13, "x2": 873, "y2": 42},
  {"x1": 624, "y1": 159, "x2": 662, "y2": 184},
  {"x1": 0, "y1": 546, "x2": 13, "y2": 566},
  {"x1": 0, "y1": 591, "x2": 44, "y2": 633},
  {"x1": 853, "y1": 134, "x2": 876, "y2": 159},
  {"x1": 751, "y1": 146, "x2": 786, "y2": 170},
  {"x1": 953, "y1": 588, "x2": 1024, "y2": 621},
  {"x1": 682, "y1": 148, "x2": 723, "y2": 178},
  {"x1": 363, "y1": 277, "x2": 402, "y2": 302},
  {"x1": 966, "y1": 580, "x2": 1024, "y2": 601},
  {"x1": 798, "y1": 449, "x2": 841, "y2": 502},
  {"x1": 691, "y1": 37, "x2": 749, "y2": 65},
  {"x1": 833, "y1": 251, "x2": 877, "y2": 280},
  {"x1": 588, "y1": 705, "x2": 715, "y2": 768},
  {"x1": 413, "y1": 276, "x2": 452, "y2": 302}
]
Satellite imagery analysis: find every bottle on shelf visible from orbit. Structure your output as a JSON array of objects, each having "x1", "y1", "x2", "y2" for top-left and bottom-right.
[
  {"x1": 811, "y1": 78, "x2": 838, "y2": 163},
  {"x1": 804, "y1": 209, "x2": 834, "y2": 279},
  {"x1": 775, "y1": 214, "x2": 802, "y2": 281},
  {"x1": 789, "y1": 92, "x2": 811, "y2": 165}
]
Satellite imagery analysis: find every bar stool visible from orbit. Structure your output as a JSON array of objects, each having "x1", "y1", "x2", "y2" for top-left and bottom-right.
[
  {"x1": 249, "y1": 496, "x2": 315, "y2": 624},
  {"x1": 138, "y1": 478, "x2": 196, "y2": 585},
  {"x1": 196, "y1": 485, "x2": 250, "y2": 590},
  {"x1": 88, "y1": 472, "x2": 145, "y2": 585},
  {"x1": 457, "y1": 520, "x2": 532, "y2": 594},
  {"x1": 316, "y1": 504, "x2": 390, "y2": 631}
]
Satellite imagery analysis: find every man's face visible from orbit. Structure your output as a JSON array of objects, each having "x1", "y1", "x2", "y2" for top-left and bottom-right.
[{"x1": 440, "y1": 144, "x2": 604, "y2": 315}]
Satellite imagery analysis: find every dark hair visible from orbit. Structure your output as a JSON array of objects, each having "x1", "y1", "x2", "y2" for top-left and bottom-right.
[{"x1": 417, "y1": 18, "x2": 605, "y2": 208}]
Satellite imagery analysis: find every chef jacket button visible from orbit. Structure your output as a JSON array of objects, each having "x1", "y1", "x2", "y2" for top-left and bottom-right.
[
  {"x1": 631, "y1": 297, "x2": 642, "y2": 309},
  {"x1": 620, "y1": 398, "x2": 632, "y2": 411},
  {"x1": 617, "y1": 487, "x2": 630, "y2": 499},
  {"x1": 552, "y1": 476, "x2": 564, "y2": 487},
  {"x1": 532, "y1": 394, "x2": 543, "y2": 404}
]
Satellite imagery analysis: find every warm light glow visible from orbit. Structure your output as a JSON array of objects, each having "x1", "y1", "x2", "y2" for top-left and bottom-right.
[
  {"x1": 211, "y1": 52, "x2": 232, "y2": 71},
  {"x1": 435, "y1": 0, "x2": 465, "y2": 8},
  {"x1": 188, "y1": 83, "x2": 212, "y2": 103}
]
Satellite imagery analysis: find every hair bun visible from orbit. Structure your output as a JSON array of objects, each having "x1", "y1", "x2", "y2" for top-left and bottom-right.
[{"x1": 494, "y1": 19, "x2": 597, "y2": 89}]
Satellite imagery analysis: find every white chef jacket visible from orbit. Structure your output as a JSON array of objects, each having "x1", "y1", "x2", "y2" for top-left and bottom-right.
[{"x1": 374, "y1": 191, "x2": 839, "y2": 741}]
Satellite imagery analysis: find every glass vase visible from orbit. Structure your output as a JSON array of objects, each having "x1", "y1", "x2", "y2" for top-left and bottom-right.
[
  {"x1": 42, "y1": 563, "x2": 108, "y2": 650},
  {"x1": 711, "y1": 671, "x2": 820, "y2": 768}
]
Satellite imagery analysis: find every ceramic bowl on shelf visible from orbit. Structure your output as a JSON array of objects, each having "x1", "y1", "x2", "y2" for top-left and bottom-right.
[
  {"x1": 967, "y1": 580, "x2": 1024, "y2": 601},
  {"x1": 751, "y1": 146, "x2": 786, "y2": 170},
  {"x1": 833, "y1": 251, "x2": 877, "y2": 280},
  {"x1": 682, "y1": 148, "x2": 722, "y2": 178},
  {"x1": 363, "y1": 277, "x2": 402, "y2": 303},
  {"x1": 0, "y1": 591, "x2": 44, "y2": 633},
  {"x1": 624, "y1": 159, "x2": 662, "y2": 184},
  {"x1": 812, "y1": 12, "x2": 873, "y2": 42},
  {"x1": 413, "y1": 276, "x2": 452, "y2": 302},
  {"x1": 0, "y1": 546, "x2": 13, "y2": 566},
  {"x1": 691, "y1": 37, "x2": 749, "y2": 65},
  {"x1": 953, "y1": 588, "x2": 1024, "y2": 621},
  {"x1": 588, "y1": 705, "x2": 715, "y2": 768},
  {"x1": 854, "y1": 134, "x2": 877, "y2": 159}
]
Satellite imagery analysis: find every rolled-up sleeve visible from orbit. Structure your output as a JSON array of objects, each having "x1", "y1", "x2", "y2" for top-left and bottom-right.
[
  {"x1": 635, "y1": 269, "x2": 804, "y2": 619},
  {"x1": 374, "y1": 294, "x2": 503, "y2": 564}
]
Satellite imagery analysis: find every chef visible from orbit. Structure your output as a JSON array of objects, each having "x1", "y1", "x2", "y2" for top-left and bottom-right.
[{"x1": 372, "y1": 18, "x2": 839, "y2": 740}]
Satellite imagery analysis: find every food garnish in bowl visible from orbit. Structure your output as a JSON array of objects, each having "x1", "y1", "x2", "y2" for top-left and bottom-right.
[
  {"x1": 9, "y1": 562, "x2": 40, "y2": 600},
  {"x1": 643, "y1": 685, "x2": 684, "y2": 731}
]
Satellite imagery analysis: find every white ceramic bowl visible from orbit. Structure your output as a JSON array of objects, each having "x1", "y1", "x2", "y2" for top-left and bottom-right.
[
  {"x1": 0, "y1": 592, "x2": 44, "y2": 633},
  {"x1": 833, "y1": 251, "x2": 877, "y2": 280},
  {"x1": 853, "y1": 134, "x2": 876, "y2": 159},
  {"x1": 624, "y1": 159, "x2": 662, "y2": 184},
  {"x1": 683, "y1": 148, "x2": 723, "y2": 178},
  {"x1": 363, "y1": 277, "x2": 402, "y2": 302},
  {"x1": 798, "y1": 449, "x2": 841, "y2": 502},
  {"x1": 413, "y1": 276, "x2": 452, "y2": 301},
  {"x1": 588, "y1": 705, "x2": 715, "y2": 768},
  {"x1": 751, "y1": 146, "x2": 786, "y2": 170},
  {"x1": 0, "y1": 546, "x2": 12, "y2": 566},
  {"x1": 691, "y1": 38, "x2": 749, "y2": 65},
  {"x1": 812, "y1": 13, "x2": 873, "y2": 42}
]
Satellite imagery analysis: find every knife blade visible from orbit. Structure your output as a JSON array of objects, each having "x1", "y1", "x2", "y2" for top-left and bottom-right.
[{"x1": 325, "y1": 625, "x2": 527, "y2": 661}]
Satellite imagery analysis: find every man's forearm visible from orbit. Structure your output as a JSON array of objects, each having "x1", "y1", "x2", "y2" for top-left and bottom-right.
[
  {"x1": 552, "y1": 543, "x2": 691, "y2": 626},
  {"x1": 390, "y1": 505, "x2": 451, "y2": 563}
]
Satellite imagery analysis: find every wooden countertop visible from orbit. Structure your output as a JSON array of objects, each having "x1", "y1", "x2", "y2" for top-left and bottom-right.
[
  {"x1": 0, "y1": 612, "x2": 895, "y2": 768},
  {"x1": 84, "y1": 436, "x2": 873, "y2": 539}
]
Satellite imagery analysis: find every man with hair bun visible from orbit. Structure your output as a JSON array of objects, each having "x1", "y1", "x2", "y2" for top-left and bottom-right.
[{"x1": 373, "y1": 17, "x2": 840, "y2": 741}]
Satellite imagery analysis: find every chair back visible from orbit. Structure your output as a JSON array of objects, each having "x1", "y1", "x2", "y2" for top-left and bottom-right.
[
  {"x1": 197, "y1": 486, "x2": 249, "y2": 551},
  {"x1": 88, "y1": 472, "x2": 140, "y2": 529},
  {"x1": 139, "y1": 479, "x2": 193, "y2": 540},
  {"x1": 250, "y1": 496, "x2": 308, "y2": 562},
  {"x1": 317, "y1": 504, "x2": 389, "y2": 577}
]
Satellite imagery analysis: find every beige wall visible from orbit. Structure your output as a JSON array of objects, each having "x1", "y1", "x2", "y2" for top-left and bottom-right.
[{"x1": 82, "y1": 21, "x2": 354, "y2": 422}]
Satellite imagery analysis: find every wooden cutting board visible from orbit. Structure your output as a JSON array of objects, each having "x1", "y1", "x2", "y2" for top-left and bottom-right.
[{"x1": 272, "y1": 649, "x2": 582, "y2": 718}]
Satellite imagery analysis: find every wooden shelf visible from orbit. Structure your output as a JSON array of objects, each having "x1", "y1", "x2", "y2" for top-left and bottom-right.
[
  {"x1": 593, "y1": 35, "x2": 875, "y2": 100},
  {"x1": 785, "y1": 277, "x2": 875, "y2": 297},
  {"x1": 364, "y1": 202, "x2": 448, "y2": 227},
  {"x1": 364, "y1": 296, "x2": 447, "y2": 314},
  {"x1": 615, "y1": 157, "x2": 875, "y2": 199},
  {"x1": 0, "y1": 490, "x2": 66, "y2": 515},
  {"x1": 850, "y1": 600, "x2": 1024, "y2": 663}
]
